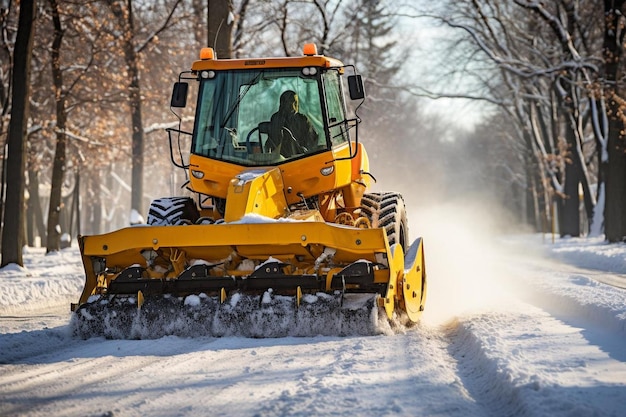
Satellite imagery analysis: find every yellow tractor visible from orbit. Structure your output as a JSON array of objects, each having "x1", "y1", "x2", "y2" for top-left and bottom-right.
[{"x1": 71, "y1": 44, "x2": 427, "y2": 338}]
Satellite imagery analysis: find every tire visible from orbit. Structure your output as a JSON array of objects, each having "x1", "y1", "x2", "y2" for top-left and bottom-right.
[
  {"x1": 360, "y1": 192, "x2": 409, "y2": 250},
  {"x1": 147, "y1": 197, "x2": 200, "y2": 226}
]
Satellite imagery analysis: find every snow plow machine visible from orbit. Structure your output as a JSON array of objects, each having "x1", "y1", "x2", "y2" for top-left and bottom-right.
[{"x1": 71, "y1": 44, "x2": 427, "y2": 339}]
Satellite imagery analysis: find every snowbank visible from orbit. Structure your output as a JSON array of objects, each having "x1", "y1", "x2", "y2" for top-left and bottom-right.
[{"x1": 0, "y1": 247, "x2": 84, "y2": 314}]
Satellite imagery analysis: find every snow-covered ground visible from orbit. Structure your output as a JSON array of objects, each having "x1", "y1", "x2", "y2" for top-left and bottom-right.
[{"x1": 1, "y1": 206, "x2": 625, "y2": 417}]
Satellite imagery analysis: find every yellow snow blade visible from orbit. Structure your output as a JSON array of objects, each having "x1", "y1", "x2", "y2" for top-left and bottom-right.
[
  {"x1": 73, "y1": 217, "x2": 427, "y2": 339},
  {"x1": 76, "y1": 221, "x2": 393, "y2": 306},
  {"x1": 398, "y1": 238, "x2": 427, "y2": 322}
]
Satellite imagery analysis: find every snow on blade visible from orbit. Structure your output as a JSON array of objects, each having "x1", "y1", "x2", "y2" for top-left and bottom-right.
[{"x1": 71, "y1": 293, "x2": 388, "y2": 339}]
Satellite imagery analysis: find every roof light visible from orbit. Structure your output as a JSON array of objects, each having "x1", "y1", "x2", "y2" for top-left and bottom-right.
[
  {"x1": 200, "y1": 47, "x2": 216, "y2": 60},
  {"x1": 303, "y1": 43, "x2": 318, "y2": 56},
  {"x1": 302, "y1": 67, "x2": 318, "y2": 76},
  {"x1": 201, "y1": 70, "x2": 216, "y2": 79}
]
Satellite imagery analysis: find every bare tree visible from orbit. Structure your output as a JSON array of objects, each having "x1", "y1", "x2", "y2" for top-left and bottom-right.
[
  {"x1": 106, "y1": 0, "x2": 183, "y2": 221},
  {"x1": 602, "y1": 0, "x2": 626, "y2": 242},
  {"x1": 513, "y1": 0, "x2": 599, "y2": 236},
  {"x1": 45, "y1": 0, "x2": 69, "y2": 252},
  {"x1": 1, "y1": 0, "x2": 35, "y2": 266},
  {"x1": 420, "y1": 1, "x2": 605, "y2": 235},
  {"x1": 0, "y1": 1, "x2": 17, "y2": 243},
  {"x1": 208, "y1": 0, "x2": 233, "y2": 58}
]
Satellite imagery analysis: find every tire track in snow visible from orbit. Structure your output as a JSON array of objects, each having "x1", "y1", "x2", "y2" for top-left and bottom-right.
[
  {"x1": 81, "y1": 338, "x2": 289, "y2": 417},
  {"x1": 251, "y1": 339, "x2": 369, "y2": 417},
  {"x1": 507, "y1": 258, "x2": 626, "y2": 338},
  {"x1": 444, "y1": 315, "x2": 534, "y2": 417},
  {"x1": 444, "y1": 302, "x2": 626, "y2": 417},
  {"x1": 251, "y1": 326, "x2": 486, "y2": 417},
  {"x1": 500, "y1": 256, "x2": 626, "y2": 364},
  {"x1": 401, "y1": 324, "x2": 493, "y2": 417},
  {"x1": 1, "y1": 357, "x2": 162, "y2": 416},
  {"x1": 437, "y1": 242, "x2": 626, "y2": 417},
  {"x1": 0, "y1": 338, "x2": 206, "y2": 417}
]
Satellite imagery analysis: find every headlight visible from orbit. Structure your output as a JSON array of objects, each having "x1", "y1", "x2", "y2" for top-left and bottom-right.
[{"x1": 320, "y1": 166, "x2": 334, "y2": 176}]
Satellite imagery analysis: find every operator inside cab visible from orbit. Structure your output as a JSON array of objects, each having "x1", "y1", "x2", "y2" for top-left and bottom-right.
[{"x1": 266, "y1": 90, "x2": 319, "y2": 157}]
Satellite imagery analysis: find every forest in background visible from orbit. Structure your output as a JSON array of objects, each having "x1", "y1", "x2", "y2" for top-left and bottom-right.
[
  {"x1": 424, "y1": 1, "x2": 626, "y2": 243},
  {"x1": 1, "y1": 0, "x2": 625, "y2": 266}
]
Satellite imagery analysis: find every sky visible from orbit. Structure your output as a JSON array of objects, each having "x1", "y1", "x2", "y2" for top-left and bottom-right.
[{"x1": 395, "y1": 1, "x2": 488, "y2": 130}]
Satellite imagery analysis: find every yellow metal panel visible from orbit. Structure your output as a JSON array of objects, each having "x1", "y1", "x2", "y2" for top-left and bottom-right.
[
  {"x1": 188, "y1": 154, "x2": 242, "y2": 199},
  {"x1": 81, "y1": 222, "x2": 388, "y2": 263},
  {"x1": 351, "y1": 142, "x2": 370, "y2": 186},
  {"x1": 400, "y1": 238, "x2": 426, "y2": 322},
  {"x1": 224, "y1": 168, "x2": 289, "y2": 222},
  {"x1": 287, "y1": 210, "x2": 325, "y2": 222},
  {"x1": 279, "y1": 143, "x2": 353, "y2": 201},
  {"x1": 77, "y1": 222, "x2": 390, "y2": 304},
  {"x1": 382, "y1": 243, "x2": 403, "y2": 319},
  {"x1": 330, "y1": 142, "x2": 354, "y2": 187},
  {"x1": 280, "y1": 153, "x2": 335, "y2": 202},
  {"x1": 189, "y1": 147, "x2": 356, "y2": 206}
]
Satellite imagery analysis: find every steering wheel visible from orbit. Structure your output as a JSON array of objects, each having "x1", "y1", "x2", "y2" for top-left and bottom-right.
[
  {"x1": 246, "y1": 121, "x2": 272, "y2": 153},
  {"x1": 245, "y1": 127, "x2": 263, "y2": 153}
]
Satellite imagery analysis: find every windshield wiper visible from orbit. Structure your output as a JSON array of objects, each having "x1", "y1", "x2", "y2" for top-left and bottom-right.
[{"x1": 220, "y1": 71, "x2": 264, "y2": 128}]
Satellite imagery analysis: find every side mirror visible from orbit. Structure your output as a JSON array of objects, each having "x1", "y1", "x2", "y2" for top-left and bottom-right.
[
  {"x1": 347, "y1": 75, "x2": 365, "y2": 100},
  {"x1": 171, "y1": 82, "x2": 188, "y2": 108}
]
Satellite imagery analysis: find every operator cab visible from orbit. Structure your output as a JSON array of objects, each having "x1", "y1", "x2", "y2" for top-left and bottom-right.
[
  {"x1": 169, "y1": 44, "x2": 365, "y2": 168},
  {"x1": 193, "y1": 67, "x2": 338, "y2": 165}
]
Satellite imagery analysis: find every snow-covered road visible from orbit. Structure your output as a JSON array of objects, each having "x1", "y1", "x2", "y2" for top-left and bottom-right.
[{"x1": 1, "y1": 207, "x2": 625, "y2": 417}]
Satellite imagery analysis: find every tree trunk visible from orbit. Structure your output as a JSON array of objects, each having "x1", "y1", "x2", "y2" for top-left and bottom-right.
[
  {"x1": 560, "y1": 106, "x2": 582, "y2": 237},
  {"x1": 233, "y1": 0, "x2": 250, "y2": 57},
  {"x1": 129, "y1": 58, "x2": 145, "y2": 219},
  {"x1": 108, "y1": 0, "x2": 145, "y2": 219},
  {"x1": 560, "y1": 155, "x2": 581, "y2": 237},
  {"x1": 208, "y1": 0, "x2": 233, "y2": 58},
  {"x1": 46, "y1": 0, "x2": 67, "y2": 252},
  {"x1": 26, "y1": 169, "x2": 46, "y2": 247},
  {"x1": 74, "y1": 170, "x2": 80, "y2": 237},
  {"x1": 605, "y1": 107, "x2": 626, "y2": 242},
  {"x1": 126, "y1": 1, "x2": 144, "y2": 220},
  {"x1": 525, "y1": 157, "x2": 539, "y2": 230},
  {"x1": 89, "y1": 169, "x2": 102, "y2": 235},
  {"x1": 1, "y1": 0, "x2": 35, "y2": 267},
  {"x1": 193, "y1": 0, "x2": 205, "y2": 46},
  {"x1": 26, "y1": 175, "x2": 34, "y2": 247},
  {"x1": 604, "y1": 0, "x2": 626, "y2": 242},
  {"x1": 0, "y1": 143, "x2": 6, "y2": 250}
]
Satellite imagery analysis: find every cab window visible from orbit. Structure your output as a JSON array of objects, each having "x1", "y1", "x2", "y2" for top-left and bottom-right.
[
  {"x1": 192, "y1": 68, "x2": 326, "y2": 166},
  {"x1": 323, "y1": 70, "x2": 349, "y2": 146}
]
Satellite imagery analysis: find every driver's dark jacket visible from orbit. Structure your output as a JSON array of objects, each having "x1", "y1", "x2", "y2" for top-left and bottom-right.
[{"x1": 267, "y1": 111, "x2": 318, "y2": 157}]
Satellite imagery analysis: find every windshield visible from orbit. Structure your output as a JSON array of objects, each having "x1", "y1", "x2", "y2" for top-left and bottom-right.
[{"x1": 192, "y1": 68, "x2": 327, "y2": 166}]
